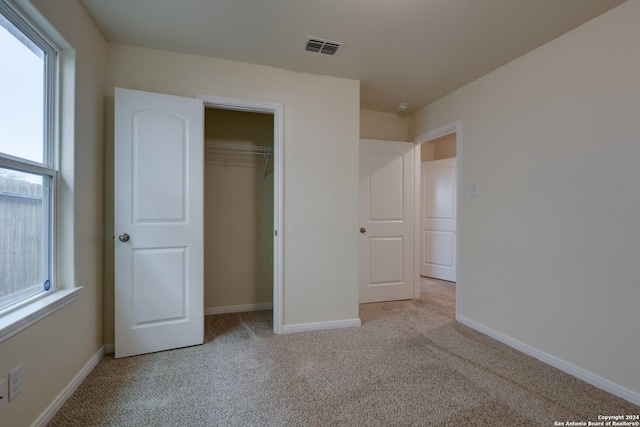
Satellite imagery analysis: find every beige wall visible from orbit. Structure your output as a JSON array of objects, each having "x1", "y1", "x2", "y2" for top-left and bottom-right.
[
  {"x1": 360, "y1": 109, "x2": 409, "y2": 141},
  {"x1": 420, "y1": 133, "x2": 457, "y2": 162},
  {"x1": 410, "y1": 0, "x2": 640, "y2": 398},
  {"x1": 434, "y1": 133, "x2": 457, "y2": 160},
  {"x1": 420, "y1": 142, "x2": 435, "y2": 162},
  {"x1": 103, "y1": 44, "x2": 360, "y2": 337},
  {"x1": 204, "y1": 109, "x2": 274, "y2": 309},
  {"x1": 0, "y1": 0, "x2": 107, "y2": 425}
]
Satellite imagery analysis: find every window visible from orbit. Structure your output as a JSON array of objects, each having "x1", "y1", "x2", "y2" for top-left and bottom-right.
[{"x1": 0, "y1": 0, "x2": 57, "y2": 314}]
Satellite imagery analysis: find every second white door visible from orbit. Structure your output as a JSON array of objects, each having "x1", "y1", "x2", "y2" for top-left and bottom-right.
[
  {"x1": 421, "y1": 157, "x2": 457, "y2": 281},
  {"x1": 359, "y1": 139, "x2": 414, "y2": 303}
]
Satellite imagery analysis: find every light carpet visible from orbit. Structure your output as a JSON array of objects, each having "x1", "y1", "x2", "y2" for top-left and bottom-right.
[{"x1": 48, "y1": 279, "x2": 639, "y2": 426}]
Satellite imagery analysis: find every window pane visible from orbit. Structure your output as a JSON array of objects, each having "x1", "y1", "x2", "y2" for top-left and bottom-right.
[
  {"x1": 0, "y1": 167, "x2": 47, "y2": 305},
  {"x1": 0, "y1": 12, "x2": 45, "y2": 164}
]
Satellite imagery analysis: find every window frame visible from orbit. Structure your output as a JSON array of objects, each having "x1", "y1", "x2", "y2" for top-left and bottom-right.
[{"x1": 0, "y1": 0, "x2": 59, "y2": 315}]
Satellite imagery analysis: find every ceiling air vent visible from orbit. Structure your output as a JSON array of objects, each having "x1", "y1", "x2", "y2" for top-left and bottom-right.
[{"x1": 304, "y1": 37, "x2": 344, "y2": 56}]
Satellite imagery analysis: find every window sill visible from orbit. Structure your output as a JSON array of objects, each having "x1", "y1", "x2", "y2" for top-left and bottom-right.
[{"x1": 0, "y1": 287, "x2": 83, "y2": 344}]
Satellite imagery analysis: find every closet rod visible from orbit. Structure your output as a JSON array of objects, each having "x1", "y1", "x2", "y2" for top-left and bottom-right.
[
  {"x1": 206, "y1": 142, "x2": 273, "y2": 181},
  {"x1": 205, "y1": 142, "x2": 273, "y2": 155}
]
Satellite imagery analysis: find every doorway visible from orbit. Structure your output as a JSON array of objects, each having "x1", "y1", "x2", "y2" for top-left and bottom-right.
[
  {"x1": 419, "y1": 134, "x2": 457, "y2": 281},
  {"x1": 203, "y1": 108, "x2": 274, "y2": 315},
  {"x1": 413, "y1": 122, "x2": 459, "y2": 310},
  {"x1": 114, "y1": 89, "x2": 284, "y2": 359},
  {"x1": 199, "y1": 95, "x2": 284, "y2": 334}
]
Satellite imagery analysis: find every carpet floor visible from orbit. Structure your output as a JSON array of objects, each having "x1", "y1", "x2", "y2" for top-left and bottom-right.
[{"x1": 48, "y1": 278, "x2": 639, "y2": 426}]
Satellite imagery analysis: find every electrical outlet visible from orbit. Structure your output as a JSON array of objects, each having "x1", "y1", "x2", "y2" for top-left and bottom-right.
[
  {"x1": 0, "y1": 379, "x2": 5, "y2": 410},
  {"x1": 9, "y1": 366, "x2": 22, "y2": 401}
]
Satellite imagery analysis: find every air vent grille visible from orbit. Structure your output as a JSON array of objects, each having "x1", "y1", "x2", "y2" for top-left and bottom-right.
[{"x1": 304, "y1": 37, "x2": 344, "y2": 56}]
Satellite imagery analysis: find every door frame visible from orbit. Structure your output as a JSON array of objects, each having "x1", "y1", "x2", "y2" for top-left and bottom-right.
[
  {"x1": 197, "y1": 94, "x2": 284, "y2": 334},
  {"x1": 412, "y1": 121, "x2": 461, "y2": 317}
]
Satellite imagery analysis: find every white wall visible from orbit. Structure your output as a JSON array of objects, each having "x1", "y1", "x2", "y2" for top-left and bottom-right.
[
  {"x1": 103, "y1": 44, "x2": 360, "y2": 336},
  {"x1": 410, "y1": 0, "x2": 640, "y2": 400},
  {"x1": 0, "y1": 0, "x2": 107, "y2": 425}
]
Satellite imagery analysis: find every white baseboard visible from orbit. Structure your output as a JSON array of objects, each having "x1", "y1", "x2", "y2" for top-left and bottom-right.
[
  {"x1": 456, "y1": 315, "x2": 640, "y2": 406},
  {"x1": 32, "y1": 346, "x2": 104, "y2": 427},
  {"x1": 104, "y1": 343, "x2": 115, "y2": 354},
  {"x1": 282, "y1": 318, "x2": 361, "y2": 334},
  {"x1": 205, "y1": 302, "x2": 273, "y2": 315}
]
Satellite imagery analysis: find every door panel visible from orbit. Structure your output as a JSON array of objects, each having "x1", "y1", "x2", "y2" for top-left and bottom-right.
[
  {"x1": 425, "y1": 166, "x2": 455, "y2": 218},
  {"x1": 132, "y1": 247, "x2": 187, "y2": 324},
  {"x1": 423, "y1": 230, "x2": 455, "y2": 267},
  {"x1": 133, "y1": 112, "x2": 187, "y2": 222},
  {"x1": 369, "y1": 152, "x2": 404, "y2": 220},
  {"x1": 369, "y1": 237, "x2": 404, "y2": 284},
  {"x1": 115, "y1": 87, "x2": 204, "y2": 358},
  {"x1": 421, "y1": 157, "x2": 457, "y2": 281},
  {"x1": 359, "y1": 139, "x2": 414, "y2": 303}
]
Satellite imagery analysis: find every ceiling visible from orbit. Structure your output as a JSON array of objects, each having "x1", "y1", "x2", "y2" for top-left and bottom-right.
[{"x1": 79, "y1": 0, "x2": 626, "y2": 114}]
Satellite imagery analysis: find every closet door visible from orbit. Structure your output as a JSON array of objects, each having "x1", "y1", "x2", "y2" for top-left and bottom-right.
[{"x1": 114, "y1": 87, "x2": 204, "y2": 358}]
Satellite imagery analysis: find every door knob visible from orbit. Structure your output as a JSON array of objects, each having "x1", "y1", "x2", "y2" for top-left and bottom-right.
[
  {"x1": 118, "y1": 233, "x2": 130, "y2": 242},
  {"x1": 360, "y1": 227, "x2": 367, "y2": 233}
]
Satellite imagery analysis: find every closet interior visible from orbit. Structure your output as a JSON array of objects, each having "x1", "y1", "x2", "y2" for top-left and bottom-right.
[{"x1": 204, "y1": 108, "x2": 274, "y2": 312}]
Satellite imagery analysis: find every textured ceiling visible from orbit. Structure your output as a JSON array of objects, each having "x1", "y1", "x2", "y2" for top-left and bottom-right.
[{"x1": 79, "y1": 0, "x2": 626, "y2": 114}]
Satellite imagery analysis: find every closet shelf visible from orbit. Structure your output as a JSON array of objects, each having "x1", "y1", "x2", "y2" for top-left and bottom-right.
[
  {"x1": 205, "y1": 142, "x2": 273, "y2": 181},
  {"x1": 205, "y1": 143, "x2": 273, "y2": 155}
]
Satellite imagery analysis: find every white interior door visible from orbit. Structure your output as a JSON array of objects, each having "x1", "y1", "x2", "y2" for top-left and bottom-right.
[
  {"x1": 115, "y1": 87, "x2": 204, "y2": 358},
  {"x1": 421, "y1": 158, "x2": 457, "y2": 281},
  {"x1": 359, "y1": 139, "x2": 414, "y2": 303}
]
